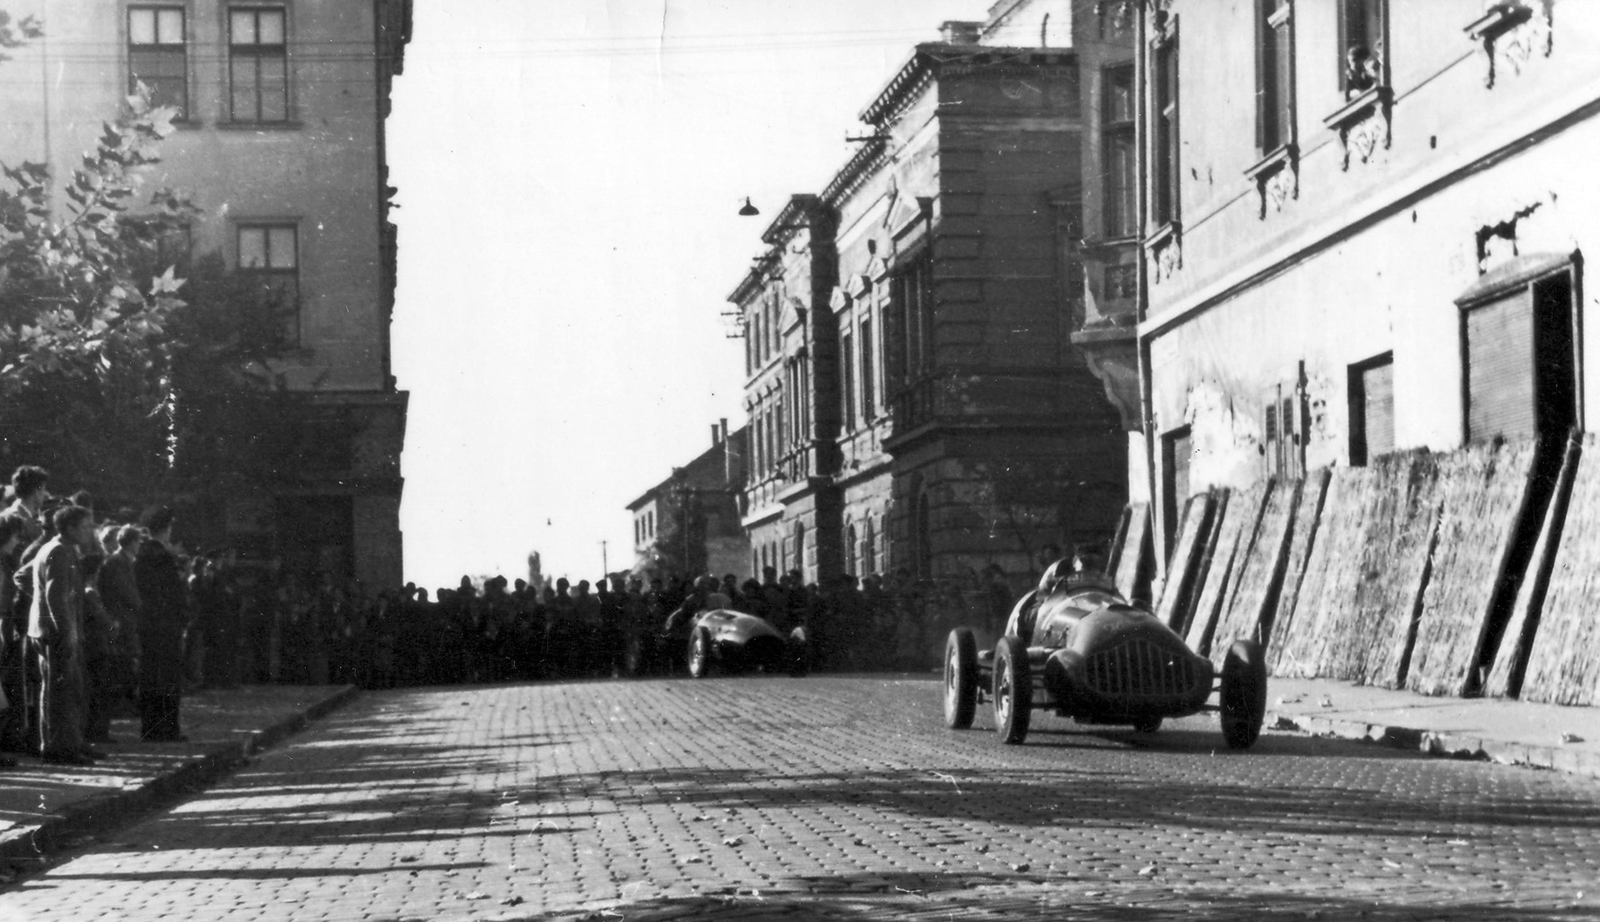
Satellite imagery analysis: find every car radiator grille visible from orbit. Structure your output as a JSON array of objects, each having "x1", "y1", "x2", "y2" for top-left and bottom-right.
[{"x1": 1085, "y1": 639, "x2": 1196, "y2": 698}]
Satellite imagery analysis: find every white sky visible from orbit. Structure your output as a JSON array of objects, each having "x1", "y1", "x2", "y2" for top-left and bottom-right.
[{"x1": 389, "y1": 0, "x2": 990, "y2": 589}]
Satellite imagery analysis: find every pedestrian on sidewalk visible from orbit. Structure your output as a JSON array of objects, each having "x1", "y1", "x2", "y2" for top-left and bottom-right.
[
  {"x1": 0, "y1": 516, "x2": 28, "y2": 767},
  {"x1": 1, "y1": 466, "x2": 49, "y2": 755},
  {"x1": 135, "y1": 506, "x2": 188, "y2": 742},
  {"x1": 30, "y1": 505, "x2": 97, "y2": 765}
]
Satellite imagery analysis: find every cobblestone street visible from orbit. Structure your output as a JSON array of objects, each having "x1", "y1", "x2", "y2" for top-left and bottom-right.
[{"x1": 2, "y1": 676, "x2": 1598, "y2": 921}]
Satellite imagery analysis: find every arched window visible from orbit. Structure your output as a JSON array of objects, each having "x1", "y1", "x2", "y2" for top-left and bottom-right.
[
  {"x1": 846, "y1": 522, "x2": 859, "y2": 577},
  {"x1": 792, "y1": 522, "x2": 806, "y2": 575},
  {"x1": 862, "y1": 516, "x2": 877, "y2": 576}
]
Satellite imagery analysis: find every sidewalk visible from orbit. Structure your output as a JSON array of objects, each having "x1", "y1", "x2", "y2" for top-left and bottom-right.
[
  {"x1": 1268, "y1": 677, "x2": 1600, "y2": 779},
  {"x1": 0, "y1": 684, "x2": 358, "y2": 870}
]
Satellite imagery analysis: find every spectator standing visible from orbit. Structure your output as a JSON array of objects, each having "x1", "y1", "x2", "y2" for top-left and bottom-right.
[
  {"x1": 134, "y1": 506, "x2": 188, "y2": 742},
  {"x1": 0, "y1": 517, "x2": 27, "y2": 766},
  {"x1": 99, "y1": 526, "x2": 143, "y2": 722},
  {"x1": 30, "y1": 505, "x2": 96, "y2": 764},
  {"x1": 2, "y1": 466, "x2": 49, "y2": 753}
]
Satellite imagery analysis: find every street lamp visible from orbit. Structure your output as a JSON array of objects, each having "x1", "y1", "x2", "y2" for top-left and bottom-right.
[{"x1": 738, "y1": 197, "x2": 760, "y2": 217}]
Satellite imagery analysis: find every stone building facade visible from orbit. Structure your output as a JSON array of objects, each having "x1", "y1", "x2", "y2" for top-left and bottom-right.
[
  {"x1": 729, "y1": 0, "x2": 1133, "y2": 589},
  {"x1": 0, "y1": 0, "x2": 412, "y2": 588},
  {"x1": 627, "y1": 422, "x2": 750, "y2": 581},
  {"x1": 1130, "y1": 0, "x2": 1600, "y2": 560}
]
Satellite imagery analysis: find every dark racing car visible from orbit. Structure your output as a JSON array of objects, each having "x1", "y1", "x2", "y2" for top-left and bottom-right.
[
  {"x1": 667, "y1": 606, "x2": 810, "y2": 679},
  {"x1": 942, "y1": 563, "x2": 1267, "y2": 748}
]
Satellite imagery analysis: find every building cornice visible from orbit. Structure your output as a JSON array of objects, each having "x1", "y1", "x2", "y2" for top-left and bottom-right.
[
  {"x1": 858, "y1": 43, "x2": 1076, "y2": 127},
  {"x1": 761, "y1": 194, "x2": 824, "y2": 246},
  {"x1": 822, "y1": 139, "x2": 891, "y2": 209}
]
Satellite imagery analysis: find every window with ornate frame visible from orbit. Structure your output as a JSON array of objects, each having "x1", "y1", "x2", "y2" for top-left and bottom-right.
[
  {"x1": 1338, "y1": 0, "x2": 1388, "y2": 99},
  {"x1": 1256, "y1": 0, "x2": 1295, "y2": 155},
  {"x1": 1149, "y1": 29, "x2": 1179, "y2": 229}
]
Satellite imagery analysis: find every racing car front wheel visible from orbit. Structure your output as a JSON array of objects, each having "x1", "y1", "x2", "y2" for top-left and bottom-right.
[
  {"x1": 993, "y1": 636, "x2": 1032, "y2": 745},
  {"x1": 943, "y1": 628, "x2": 978, "y2": 730},
  {"x1": 1220, "y1": 639, "x2": 1268, "y2": 749},
  {"x1": 687, "y1": 626, "x2": 715, "y2": 679}
]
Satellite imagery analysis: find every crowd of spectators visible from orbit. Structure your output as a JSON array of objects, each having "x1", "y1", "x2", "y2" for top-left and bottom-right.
[{"x1": 0, "y1": 459, "x2": 1022, "y2": 769}]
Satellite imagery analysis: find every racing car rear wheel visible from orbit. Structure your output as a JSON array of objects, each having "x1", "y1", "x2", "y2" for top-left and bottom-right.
[
  {"x1": 687, "y1": 626, "x2": 715, "y2": 679},
  {"x1": 993, "y1": 636, "x2": 1032, "y2": 745},
  {"x1": 1220, "y1": 639, "x2": 1268, "y2": 749},
  {"x1": 1133, "y1": 717, "x2": 1162, "y2": 733},
  {"x1": 943, "y1": 628, "x2": 978, "y2": 730}
]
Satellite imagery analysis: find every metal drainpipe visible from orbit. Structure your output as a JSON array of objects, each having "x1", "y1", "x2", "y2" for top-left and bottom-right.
[{"x1": 1135, "y1": 0, "x2": 1162, "y2": 577}]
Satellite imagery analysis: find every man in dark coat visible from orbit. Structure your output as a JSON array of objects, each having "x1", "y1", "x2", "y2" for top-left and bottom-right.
[
  {"x1": 1, "y1": 465, "x2": 48, "y2": 755},
  {"x1": 135, "y1": 506, "x2": 187, "y2": 742}
]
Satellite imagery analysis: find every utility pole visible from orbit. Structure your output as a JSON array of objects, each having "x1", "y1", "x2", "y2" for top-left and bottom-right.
[{"x1": 600, "y1": 539, "x2": 608, "y2": 577}]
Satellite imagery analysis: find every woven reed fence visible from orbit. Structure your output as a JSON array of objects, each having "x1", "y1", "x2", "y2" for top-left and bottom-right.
[
  {"x1": 1406, "y1": 440, "x2": 1538, "y2": 696},
  {"x1": 1185, "y1": 481, "x2": 1270, "y2": 657},
  {"x1": 1155, "y1": 493, "x2": 1217, "y2": 632},
  {"x1": 1275, "y1": 453, "x2": 1441, "y2": 685},
  {"x1": 1264, "y1": 470, "x2": 1329, "y2": 657},
  {"x1": 1208, "y1": 477, "x2": 1299, "y2": 667},
  {"x1": 1487, "y1": 437, "x2": 1581, "y2": 699},
  {"x1": 1112, "y1": 503, "x2": 1151, "y2": 604},
  {"x1": 1272, "y1": 466, "x2": 1375, "y2": 677},
  {"x1": 1519, "y1": 435, "x2": 1600, "y2": 705}
]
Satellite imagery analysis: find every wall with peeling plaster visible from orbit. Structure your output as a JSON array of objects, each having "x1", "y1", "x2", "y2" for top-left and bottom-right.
[{"x1": 1140, "y1": 0, "x2": 1600, "y2": 556}]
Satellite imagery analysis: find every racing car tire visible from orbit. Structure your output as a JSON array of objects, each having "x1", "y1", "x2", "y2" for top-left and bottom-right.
[
  {"x1": 1220, "y1": 639, "x2": 1268, "y2": 749},
  {"x1": 687, "y1": 626, "x2": 715, "y2": 679},
  {"x1": 1133, "y1": 717, "x2": 1162, "y2": 733},
  {"x1": 943, "y1": 628, "x2": 978, "y2": 730},
  {"x1": 993, "y1": 635, "x2": 1032, "y2": 745}
]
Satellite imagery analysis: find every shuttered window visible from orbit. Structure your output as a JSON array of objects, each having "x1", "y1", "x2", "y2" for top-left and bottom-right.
[{"x1": 1465, "y1": 288, "x2": 1536, "y2": 442}]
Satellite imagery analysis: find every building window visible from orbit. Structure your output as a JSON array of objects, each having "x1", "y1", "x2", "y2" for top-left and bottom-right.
[
  {"x1": 915, "y1": 492, "x2": 932, "y2": 578},
  {"x1": 841, "y1": 328, "x2": 856, "y2": 433},
  {"x1": 846, "y1": 522, "x2": 859, "y2": 576},
  {"x1": 1102, "y1": 65, "x2": 1137, "y2": 238},
  {"x1": 1348, "y1": 353, "x2": 1395, "y2": 466},
  {"x1": 237, "y1": 223, "x2": 300, "y2": 343},
  {"x1": 229, "y1": 7, "x2": 289, "y2": 123},
  {"x1": 1257, "y1": 0, "x2": 1296, "y2": 153},
  {"x1": 1338, "y1": 0, "x2": 1387, "y2": 98},
  {"x1": 793, "y1": 523, "x2": 805, "y2": 574},
  {"x1": 862, "y1": 516, "x2": 876, "y2": 576},
  {"x1": 890, "y1": 252, "x2": 933, "y2": 388},
  {"x1": 1458, "y1": 255, "x2": 1580, "y2": 444},
  {"x1": 128, "y1": 7, "x2": 187, "y2": 118},
  {"x1": 1151, "y1": 34, "x2": 1180, "y2": 227},
  {"x1": 860, "y1": 317, "x2": 876, "y2": 424}
]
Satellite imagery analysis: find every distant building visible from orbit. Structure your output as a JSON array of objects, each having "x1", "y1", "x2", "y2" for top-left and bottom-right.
[
  {"x1": 729, "y1": 0, "x2": 1135, "y2": 587},
  {"x1": 627, "y1": 422, "x2": 750, "y2": 580},
  {"x1": 0, "y1": 0, "x2": 412, "y2": 587},
  {"x1": 1130, "y1": 0, "x2": 1600, "y2": 556}
]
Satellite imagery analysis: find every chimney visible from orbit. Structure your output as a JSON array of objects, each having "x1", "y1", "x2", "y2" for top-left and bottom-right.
[
  {"x1": 940, "y1": 20, "x2": 983, "y2": 44},
  {"x1": 720, "y1": 418, "x2": 729, "y2": 443},
  {"x1": 711, "y1": 423, "x2": 721, "y2": 446}
]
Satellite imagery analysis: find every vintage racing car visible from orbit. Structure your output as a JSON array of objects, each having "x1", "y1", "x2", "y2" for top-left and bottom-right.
[
  {"x1": 678, "y1": 608, "x2": 810, "y2": 679},
  {"x1": 942, "y1": 565, "x2": 1267, "y2": 748}
]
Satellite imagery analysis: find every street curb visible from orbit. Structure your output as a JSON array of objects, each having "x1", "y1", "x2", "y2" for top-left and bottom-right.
[
  {"x1": 0, "y1": 685, "x2": 360, "y2": 865},
  {"x1": 1269, "y1": 710, "x2": 1600, "y2": 780}
]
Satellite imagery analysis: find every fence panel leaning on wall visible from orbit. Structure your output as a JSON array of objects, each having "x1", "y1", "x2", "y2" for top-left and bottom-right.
[{"x1": 1136, "y1": 438, "x2": 1569, "y2": 702}]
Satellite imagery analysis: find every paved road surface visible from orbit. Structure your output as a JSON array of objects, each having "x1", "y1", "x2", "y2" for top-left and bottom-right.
[{"x1": 1, "y1": 676, "x2": 1597, "y2": 921}]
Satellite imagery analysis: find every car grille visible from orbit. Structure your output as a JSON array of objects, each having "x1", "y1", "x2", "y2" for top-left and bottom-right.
[{"x1": 1085, "y1": 639, "x2": 1197, "y2": 698}]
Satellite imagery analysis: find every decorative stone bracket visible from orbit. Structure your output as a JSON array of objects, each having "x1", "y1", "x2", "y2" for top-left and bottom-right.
[
  {"x1": 1465, "y1": 1, "x2": 1553, "y2": 89},
  {"x1": 1245, "y1": 144, "x2": 1299, "y2": 219},
  {"x1": 1145, "y1": 221, "x2": 1182, "y2": 284},
  {"x1": 1323, "y1": 86, "x2": 1393, "y2": 171}
]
